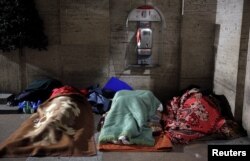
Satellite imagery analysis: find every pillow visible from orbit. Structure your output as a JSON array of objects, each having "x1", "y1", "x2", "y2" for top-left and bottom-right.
[{"x1": 102, "y1": 77, "x2": 133, "y2": 92}]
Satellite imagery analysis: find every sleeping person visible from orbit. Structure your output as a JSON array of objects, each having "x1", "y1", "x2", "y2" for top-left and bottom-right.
[{"x1": 98, "y1": 90, "x2": 162, "y2": 146}]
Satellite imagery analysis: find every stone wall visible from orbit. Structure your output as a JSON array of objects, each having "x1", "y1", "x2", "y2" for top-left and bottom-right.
[
  {"x1": 0, "y1": 0, "x2": 110, "y2": 92},
  {"x1": 0, "y1": 52, "x2": 20, "y2": 93},
  {"x1": 235, "y1": 0, "x2": 250, "y2": 122},
  {"x1": 109, "y1": 0, "x2": 182, "y2": 101},
  {"x1": 242, "y1": 30, "x2": 250, "y2": 136},
  {"x1": 180, "y1": 0, "x2": 217, "y2": 90},
  {"x1": 213, "y1": 0, "x2": 244, "y2": 114}
]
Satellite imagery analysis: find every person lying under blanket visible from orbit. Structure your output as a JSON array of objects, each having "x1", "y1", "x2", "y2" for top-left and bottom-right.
[
  {"x1": 98, "y1": 90, "x2": 163, "y2": 146},
  {"x1": 162, "y1": 87, "x2": 246, "y2": 144},
  {"x1": 0, "y1": 86, "x2": 96, "y2": 157}
]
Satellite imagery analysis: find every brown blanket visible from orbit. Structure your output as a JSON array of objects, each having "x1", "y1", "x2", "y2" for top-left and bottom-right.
[{"x1": 0, "y1": 94, "x2": 96, "y2": 157}]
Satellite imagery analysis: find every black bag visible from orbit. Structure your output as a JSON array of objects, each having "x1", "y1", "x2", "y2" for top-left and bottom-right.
[{"x1": 8, "y1": 78, "x2": 63, "y2": 106}]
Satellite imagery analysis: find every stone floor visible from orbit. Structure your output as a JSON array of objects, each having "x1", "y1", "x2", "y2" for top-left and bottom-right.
[{"x1": 0, "y1": 105, "x2": 250, "y2": 161}]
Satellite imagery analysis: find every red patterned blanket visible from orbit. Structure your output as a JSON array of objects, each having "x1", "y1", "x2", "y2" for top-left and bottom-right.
[{"x1": 162, "y1": 88, "x2": 244, "y2": 144}]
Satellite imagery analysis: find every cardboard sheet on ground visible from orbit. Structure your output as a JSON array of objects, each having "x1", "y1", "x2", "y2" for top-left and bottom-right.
[{"x1": 98, "y1": 134, "x2": 172, "y2": 152}]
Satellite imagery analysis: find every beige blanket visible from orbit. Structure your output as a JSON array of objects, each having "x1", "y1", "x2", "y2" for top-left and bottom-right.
[{"x1": 0, "y1": 94, "x2": 96, "y2": 157}]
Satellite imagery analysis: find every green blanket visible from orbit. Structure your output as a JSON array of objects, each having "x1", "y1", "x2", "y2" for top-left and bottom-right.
[{"x1": 98, "y1": 90, "x2": 161, "y2": 146}]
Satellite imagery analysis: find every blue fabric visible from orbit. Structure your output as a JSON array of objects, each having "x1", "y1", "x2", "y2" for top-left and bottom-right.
[
  {"x1": 103, "y1": 77, "x2": 133, "y2": 92},
  {"x1": 18, "y1": 100, "x2": 41, "y2": 114},
  {"x1": 87, "y1": 87, "x2": 111, "y2": 114}
]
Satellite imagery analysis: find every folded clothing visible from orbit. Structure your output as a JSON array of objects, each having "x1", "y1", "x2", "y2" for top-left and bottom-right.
[{"x1": 87, "y1": 86, "x2": 111, "y2": 114}]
